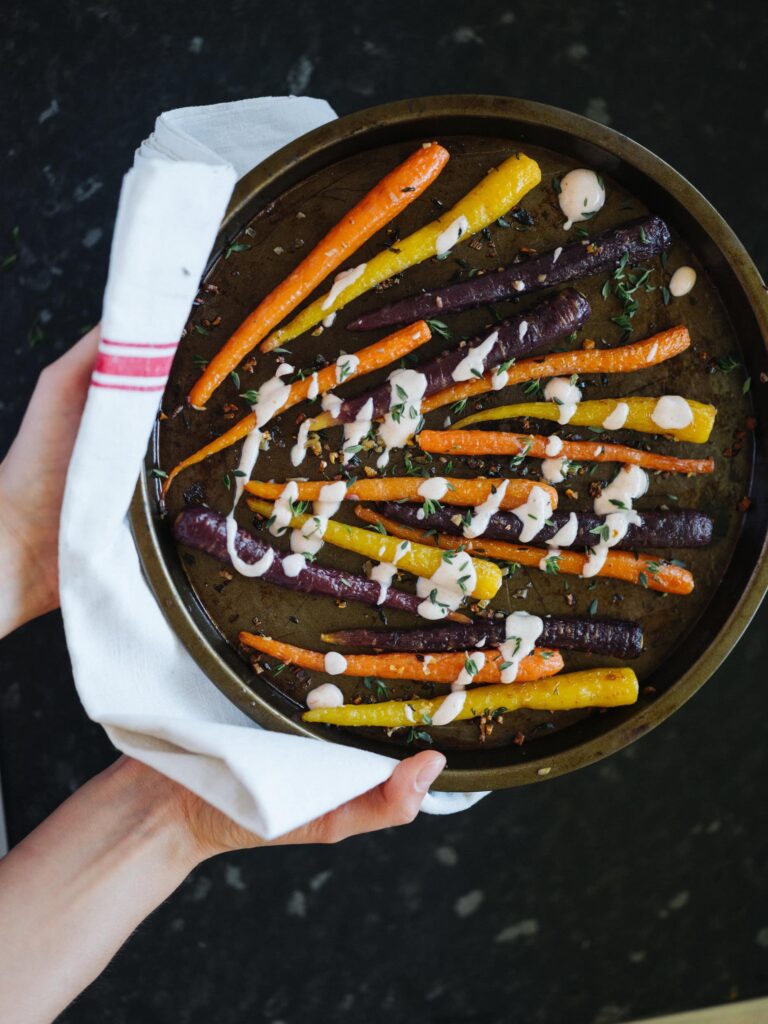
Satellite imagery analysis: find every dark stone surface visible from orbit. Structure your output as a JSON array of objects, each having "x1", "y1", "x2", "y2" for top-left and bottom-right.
[{"x1": 2, "y1": 2, "x2": 767, "y2": 1022}]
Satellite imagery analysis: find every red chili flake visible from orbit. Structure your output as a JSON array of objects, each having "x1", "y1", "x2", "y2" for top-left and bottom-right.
[
  {"x1": 513, "y1": 731, "x2": 526, "y2": 746},
  {"x1": 738, "y1": 496, "x2": 752, "y2": 512}
]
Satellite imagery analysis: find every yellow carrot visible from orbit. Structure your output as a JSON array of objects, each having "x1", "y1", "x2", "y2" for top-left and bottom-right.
[
  {"x1": 245, "y1": 497, "x2": 502, "y2": 602},
  {"x1": 261, "y1": 151, "x2": 542, "y2": 351},
  {"x1": 453, "y1": 397, "x2": 716, "y2": 444},
  {"x1": 302, "y1": 668, "x2": 640, "y2": 726}
]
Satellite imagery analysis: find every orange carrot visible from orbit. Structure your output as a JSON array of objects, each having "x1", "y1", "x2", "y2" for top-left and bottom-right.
[
  {"x1": 163, "y1": 322, "x2": 431, "y2": 494},
  {"x1": 244, "y1": 475, "x2": 558, "y2": 510},
  {"x1": 353, "y1": 505, "x2": 694, "y2": 595},
  {"x1": 239, "y1": 632, "x2": 563, "y2": 683},
  {"x1": 187, "y1": 143, "x2": 450, "y2": 408},
  {"x1": 417, "y1": 429, "x2": 715, "y2": 475},
  {"x1": 421, "y1": 325, "x2": 690, "y2": 414}
]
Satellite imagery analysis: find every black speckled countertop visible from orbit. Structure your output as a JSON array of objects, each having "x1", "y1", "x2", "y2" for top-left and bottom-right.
[{"x1": 2, "y1": 3, "x2": 767, "y2": 1022}]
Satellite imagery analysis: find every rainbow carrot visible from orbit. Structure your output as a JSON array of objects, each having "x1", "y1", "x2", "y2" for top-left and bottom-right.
[
  {"x1": 260, "y1": 151, "x2": 542, "y2": 352},
  {"x1": 163, "y1": 322, "x2": 431, "y2": 493},
  {"x1": 417, "y1": 429, "x2": 715, "y2": 474},
  {"x1": 188, "y1": 143, "x2": 450, "y2": 407},
  {"x1": 238, "y1": 633, "x2": 562, "y2": 684},
  {"x1": 353, "y1": 505, "x2": 694, "y2": 595}
]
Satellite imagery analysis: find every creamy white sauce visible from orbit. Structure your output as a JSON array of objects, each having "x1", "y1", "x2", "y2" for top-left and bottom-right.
[
  {"x1": 321, "y1": 263, "x2": 366, "y2": 310},
  {"x1": 544, "y1": 434, "x2": 563, "y2": 457},
  {"x1": 538, "y1": 550, "x2": 558, "y2": 571},
  {"x1": 546, "y1": 511, "x2": 578, "y2": 548},
  {"x1": 552, "y1": 246, "x2": 563, "y2": 264},
  {"x1": 492, "y1": 367, "x2": 510, "y2": 390},
  {"x1": 558, "y1": 168, "x2": 606, "y2": 230},
  {"x1": 252, "y1": 362, "x2": 294, "y2": 427},
  {"x1": 581, "y1": 465, "x2": 648, "y2": 579},
  {"x1": 368, "y1": 532, "x2": 412, "y2": 606},
  {"x1": 499, "y1": 612, "x2": 544, "y2": 683},
  {"x1": 342, "y1": 397, "x2": 373, "y2": 464},
  {"x1": 435, "y1": 214, "x2": 470, "y2": 257},
  {"x1": 335, "y1": 352, "x2": 359, "y2": 384},
  {"x1": 290, "y1": 420, "x2": 312, "y2": 468},
  {"x1": 511, "y1": 485, "x2": 554, "y2": 543},
  {"x1": 430, "y1": 690, "x2": 467, "y2": 726},
  {"x1": 322, "y1": 312, "x2": 337, "y2": 329},
  {"x1": 321, "y1": 392, "x2": 342, "y2": 419},
  {"x1": 593, "y1": 464, "x2": 648, "y2": 516},
  {"x1": 233, "y1": 426, "x2": 264, "y2": 503},
  {"x1": 431, "y1": 651, "x2": 487, "y2": 725},
  {"x1": 306, "y1": 683, "x2": 344, "y2": 709},
  {"x1": 651, "y1": 396, "x2": 693, "y2": 431},
  {"x1": 463, "y1": 480, "x2": 509, "y2": 539},
  {"x1": 224, "y1": 515, "x2": 275, "y2": 578},
  {"x1": 581, "y1": 545, "x2": 609, "y2": 578},
  {"x1": 377, "y1": 368, "x2": 428, "y2": 468},
  {"x1": 645, "y1": 342, "x2": 659, "y2": 364},
  {"x1": 416, "y1": 551, "x2": 477, "y2": 620},
  {"x1": 544, "y1": 376, "x2": 582, "y2": 425},
  {"x1": 418, "y1": 477, "x2": 450, "y2": 501},
  {"x1": 269, "y1": 480, "x2": 300, "y2": 537},
  {"x1": 307, "y1": 372, "x2": 320, "y2": 400},
  {"x1": 541, "y1": 456, "x2": 568, "y2": 484},
  {"x1": 451, "y1": 331, "x2": 498, "y2": 383},
  {"x1": 669, "y1": 266, "x2": 697, "y2": 297},
  {"x1": 281, "y1": 553, "x2": 307, "y2": 577},
  {"x1": 602, "y1": 401, "x2": 630, "y2": 431},
  {"x1": 323, "y1": 651, "x2": 348, "y2": 675}
]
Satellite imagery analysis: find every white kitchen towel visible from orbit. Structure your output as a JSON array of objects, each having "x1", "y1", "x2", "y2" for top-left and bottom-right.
[{"x1": 59, "y1": 97, "x2": 486, "y2": 840}]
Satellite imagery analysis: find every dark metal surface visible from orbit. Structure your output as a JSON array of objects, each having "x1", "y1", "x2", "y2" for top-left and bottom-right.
[{"x1": 134, "y1": 97, "x2": 768, "y2": 789}]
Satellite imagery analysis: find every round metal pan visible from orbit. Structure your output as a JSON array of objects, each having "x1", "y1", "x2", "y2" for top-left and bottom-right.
[{"x1": 131, "y1": 95, "x2": 768, "y2": 791}]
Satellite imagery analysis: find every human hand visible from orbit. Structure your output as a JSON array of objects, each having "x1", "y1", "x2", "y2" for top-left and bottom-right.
[
  {"x1": 0, "y1": 327, "x2": 99, "y2": 635},
  {"x1": 166, "y1": 748, "x2": 446, "y2": 858}
]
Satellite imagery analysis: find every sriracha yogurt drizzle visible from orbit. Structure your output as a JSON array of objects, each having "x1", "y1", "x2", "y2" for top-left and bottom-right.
[
  {"x1": 435, "y1": 214, "x2": 469, "y2": 257},
  {"x1": 377, "y1": 368, "x2": 428, "y2": 468},
  {"x1": 558, "y1": 168, "x2": 606, "y2": 230},
  {"x1": 544, "y1": 376, "x2": 581, "y2": 425},
  {"x1": 511, "y1": 485, "x2": 554, "y2": 543},
  {"x1": 651, "y1": 396, "x2": 694, "y2": 431},
  {"x1": 416, "y1": 550, "x2": 477, "y2": 621},
  {"x1": 499, "y1": 612, "x2": 544, "y2": 683},
  {"x1": 306, "y1": 683, "x2": 344, "y2": 710},
  {"x1": 463, "y1": 480, "x2": 509, "y2": 539},
  {"x1": 322, "y1": 263, "x2": 366, "y2": 310}
]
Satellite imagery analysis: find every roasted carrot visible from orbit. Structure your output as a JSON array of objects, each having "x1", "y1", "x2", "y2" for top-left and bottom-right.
[
  {"x1": 353, "y1": 505, "x2": 695, "y2": 595},
  {"x1": 453, "y1": 397, "x2": 716, "y2": 445},
  {"x1": 302, "y1": 668, "x2": 640, "y2": 727},
  {"x1": 163, "y1": 321, "x2": 431, "y2": 493},
  {"x1": 260, "y1": 151, "x2": 542, "y2": 352},
  {"x1": 421, "y1": 325, "x2": 690, "y2": 414},
  {"x1": 188, "y1": 143, "x2": 449, "y2": 407},
  {"x1": 239, "y1": 633, "x2": 562, "y2": 684},
  {"x1": 244, "y1": 476, "x2": 557, "y2": 510},
  {"x1": 245, "y1": 497, "x2": 502, "y2": 601},
  {"x1": 417, "y1": 429, "x2": 716, "y2": 474}
]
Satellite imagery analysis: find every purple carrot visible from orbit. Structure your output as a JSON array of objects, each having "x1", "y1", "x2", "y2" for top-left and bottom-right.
[
  {"x1": 377, "y1": 502, "x2": 713, "y2": 550},
  {"x1": 323, "y1": 615, "x2": 644, "y2": 659},
  {"x1": 173, "y1": 506, "x2": 467, "y2": 620},
  {"x1": 339, "y1": 288, "x2": 590, "y2": 423},
  {"x1": 347, "y1": 215, "x2": 671, "y2": 331}
]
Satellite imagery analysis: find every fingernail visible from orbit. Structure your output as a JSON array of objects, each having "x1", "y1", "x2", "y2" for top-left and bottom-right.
[{"x1": 415, "y1": 752, "x2": 447, "y2": 793}]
